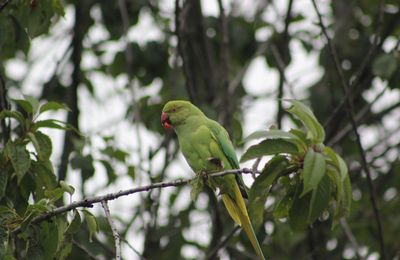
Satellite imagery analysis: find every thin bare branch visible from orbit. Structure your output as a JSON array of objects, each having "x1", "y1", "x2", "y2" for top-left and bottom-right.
[
  {"x1": 0, "y1": 0, "x2": 10, "y2": 12},
  {"x1": 228, "y1": 41, "x2": 269, "y2": 95},
  {"x1": 58, "y1": 1, "x2": 90, "y2": 182},
  {"x1": 311, "y1": 1, "x2": 386, "y2": 259},
  {"x1": 340, "y1": 218, "x2": 365, "y2": 260},
  {"x1": 12, "y1": 168, "x2": 258, "y2": 234},
  {"x1": 327, "y1": 85, "x2": 387, "y2": 146},
  {"x1": 0, "y1": 75, "x2": 10, "y2": 145},
  {"x1": 324, "y1": 0, "x2": 385, "y2": 129},
  {"x1": 206, "y1": 226, "x2": 240, "y2": 260},
  {"x1": 276, "y1": 0, "x2": 294, "y2": 128},
  {"x1": 217, "y1": 0, "x2": 232, "y2": 133},
  {"x1": 101, "y1": 201, "x2": 121, "y2": 260},
  {"x1": 121, "y1": 237, "x2": 147, "y2": 260}
]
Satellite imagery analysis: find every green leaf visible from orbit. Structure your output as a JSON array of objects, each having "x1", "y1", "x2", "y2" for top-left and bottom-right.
[
  {"x1": 240, "y1": 139, "x2": 298, "y2": 163},
  {"x1": 44, "y1": 188, "x2": 65, "y2": 203},
  {"x1": 56, "y1": 242, "x2": 72, "y2": 260},
  {"x1": 28, "y1": 131, "x2": 52, "y2": 161},
  {"x1": 372, "y1": 53, "x2": 398, "y2": 79},
  {"x1": 31, "y1": 161, "x2": 57, "y2": 200},
  {"x1": 39, "y1": 101, "x2": 70, "y2": 114},
  {"x1": 0, "y1": 169, "x2": 8, "y2": 200},
  {"x1": 33, "y1": 119, "x2": 69, "y2": 130},
  {"x1": 102, "y1": 147, "x2": 129, "y2": 162},
  {"x1": 100, "y1": 160, "x2": 117, "y2": 184},
  {"x1": 5, "y1": 141, "x2": 31, "y2": 184},
  {"x1": 59, "y1": 180, "x2": 75, "y2": 196},
  {"x1": 23, "y1": 95, "x2": 39, "y2": 114},
  {"x1": 342, "y1": 175, "x2": 352, "y2": 216},
  {"x1": 127, "y1": 165, "x2": 135, "y2": 181},
  {"x1": 0, "y1": 110, "x2": 26, "y2": 127},
  {"x1": 289, "y1": 183, "x2": 311, "y2": 231},
  {"x1": 83, "y1": 210, "x2": 99, "y2": 242},
  {"x1": 39, "y1": 221, "x2": 59, "y2": 260},
  {"x1": 308, "y1": 174, "x2": 332, "y2": 224},
  {"x1": 301, "y1": 149, "x2": 326, "y2": 197},
  {"x1": 66, "y1": 210, "x2": 81, "y2": 235},
  {"x1": 70, "y1": 154, "x2": 95, "y2": 181},
  {"x1": 248, "y1": 156, "x2": 289, "y2": 230},
  {"x1": 289, "y1": 128, "x2": 309, "y2": 152},
  {"x1": 324, "y1": 147, "x2": 348, "y2": 181},
  {"x1": 327, "y1": 166, "x2": 352, "y2": 226},
  {"x1": 242, "y1": 129, "x2": 299, "y2": 143},
  {"x1": 12, "y1": 99, "x2": 33, "y2": 114},
  {"x1": 273, "y1": 194, "x2": 293, "y2": 219},
  {"x1": 26, "y1": 201, "x2": 51, "y2": 214},
  {"x1": 285, "y1": 99, "x2": 325, "y2": 143},
  {"x1": 35, "y1": 131, "x2": 52, "y2": 160}
]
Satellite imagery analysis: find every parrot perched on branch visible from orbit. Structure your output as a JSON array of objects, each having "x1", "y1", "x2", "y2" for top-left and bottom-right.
[{"x1": 161, "y1": 100, "x2": 265, "y2": 259}]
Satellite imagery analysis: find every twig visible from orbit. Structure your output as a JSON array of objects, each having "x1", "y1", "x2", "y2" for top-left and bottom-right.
[
  {"x1": 174, "y1": 0, "x2": 196, "y2": 102},
  {"x1": 206, "y1": 226, "x2": 240, "y2": 260},
  {"x1": 311, "y1": 1, "x2": 387, "y2": 259},
  {"x1": 12, "y1": 168, "x2": 258, "y2": 233},
  {"x1": 270, "y1": 44, "x2": 295, "y2": 97},
  {"x1": 101, "y1": 201, "x2": 121, "y2": 260},
  {"x1": 324, "y1": 0, "x2": 385, "y2": 129},
  {"x1": 251, "y1": 157, "x2": 262, "y2": 180},
  {"x1": 276, "y1": 0, "x2": 294, "y2": 128},
  {"x1": 228, "y1": 41, "x2": 269, "y2": 96},
  {"x1": 0, "y1": 75, "x2": 10, "y2": 145},
  {"x1": 327, "y1": 85, "x2": 387, "y2": 146},
  {"x1": 0, "y1": 0, "x2": 10, "y2": 12},
  {"x1": 217, "y1": 0, "x2": 232, "y2": 133},
  {"x1": 72, "y1": 239, "x2": 99, "y2": 260},
  {"x1": 58, "y1": 2, "x2": 87, "y2": 182},
  {"x1": 118, "y1": 0, "x2": 149, "y2": 240},
  {"x1": 340, "y1": 218, "x2": 365, "y2": 260},
  {"x1": 121, "y1": 237, "x2": 147, "y2": 260}
]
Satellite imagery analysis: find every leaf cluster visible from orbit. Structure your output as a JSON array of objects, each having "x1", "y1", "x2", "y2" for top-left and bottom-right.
[
  {"x1": 0, "y1": 96, "x2": 97, "y2": 260},
  {"x1": 241, "y1": 100, "x2": 352, "y2": 231}
]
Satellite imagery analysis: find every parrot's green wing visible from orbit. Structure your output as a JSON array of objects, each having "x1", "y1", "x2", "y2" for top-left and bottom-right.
[{"x1": 206, "y1": 119, "x2": 249, "y2": 198}]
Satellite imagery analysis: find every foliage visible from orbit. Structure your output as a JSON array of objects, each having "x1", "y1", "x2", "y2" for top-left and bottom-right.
[
  {"x1": 0, "y1": 0, "x2": 399, "y2": 259},
  {"x1": 241, "y1": 100, "x2": 351, "y2": 231},
  {"x1": 0, "y1": 96, "x2": 98, "y2": 259}
]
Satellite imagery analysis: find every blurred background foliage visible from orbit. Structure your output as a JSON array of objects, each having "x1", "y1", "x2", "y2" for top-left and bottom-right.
[{"x1": 0, "y1": 0, "x2": 399, "y2": 259}]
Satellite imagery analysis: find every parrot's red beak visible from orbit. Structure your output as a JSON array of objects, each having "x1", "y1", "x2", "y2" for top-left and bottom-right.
[{"x1": 161, "y1": 112, "x2": 172, "y2": 129}]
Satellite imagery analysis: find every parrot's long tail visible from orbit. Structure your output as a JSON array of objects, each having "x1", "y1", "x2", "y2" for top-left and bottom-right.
[{"x1": 221, "y1": 189, "x2": 266, "y2": 260}]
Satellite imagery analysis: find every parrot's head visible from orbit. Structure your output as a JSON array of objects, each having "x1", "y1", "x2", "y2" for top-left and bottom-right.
[{"x1": 161, "y1": 100, "x2": 203, "y2": 129}]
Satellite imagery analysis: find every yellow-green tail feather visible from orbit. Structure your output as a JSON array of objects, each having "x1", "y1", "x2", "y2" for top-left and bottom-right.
[{"x1": 221, "y1": 187, "x2": 266, "y2": 260}]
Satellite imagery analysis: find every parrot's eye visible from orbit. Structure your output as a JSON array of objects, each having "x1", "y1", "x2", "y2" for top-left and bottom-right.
[{"x1": 172, "y1": 108, "x2": 176, "y2": 112}]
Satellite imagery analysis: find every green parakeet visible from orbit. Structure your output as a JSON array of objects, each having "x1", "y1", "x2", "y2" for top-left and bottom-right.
[{"x1": 161, "y1": 100, "x2": 265, "y2": 259}]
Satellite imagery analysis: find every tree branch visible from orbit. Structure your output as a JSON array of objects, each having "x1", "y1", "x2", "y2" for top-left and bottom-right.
[
  {"x1": 327, "y1": 85, "x2": 387, "y2": 146},
  {"x1": 228, "y1": 41, "x2": 269, "y2": 96},
  {"x1": 101, "y1": 201, "x2": 121, "y2": 260},
  {"x1": 206, "y1": 226, "x2": 240, "y2": 260},
  {"x1": 175, "y1": 0, "x2": 196, "y2": 102},
  {"x1": 311, "y1": 1, "x2": 387, "y2": 259},
  {"x1": 276, "y1": 0, "x2": 294, "y2": 128},
  {"x1": 57, "y1": 1, "x2": 89, "y2": 182},
  {"x1": 217, "y1": 0, "x2": 232, "y2": 133},
  {"x1": 12, "y1": 168, "x2": 258, "y2": 234},
  {"x1": 0, "y1": 0, "x2": 10, "y2": 12},
  {"x1": 340, "y1": 218, "x2": 365, "y2": 260},
  {"x1": 0, "y1": 74, "x2": 10, "y2": 146},
  {"x1": 323, "y1": 0, "x2": 387, "y2": 130}
]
